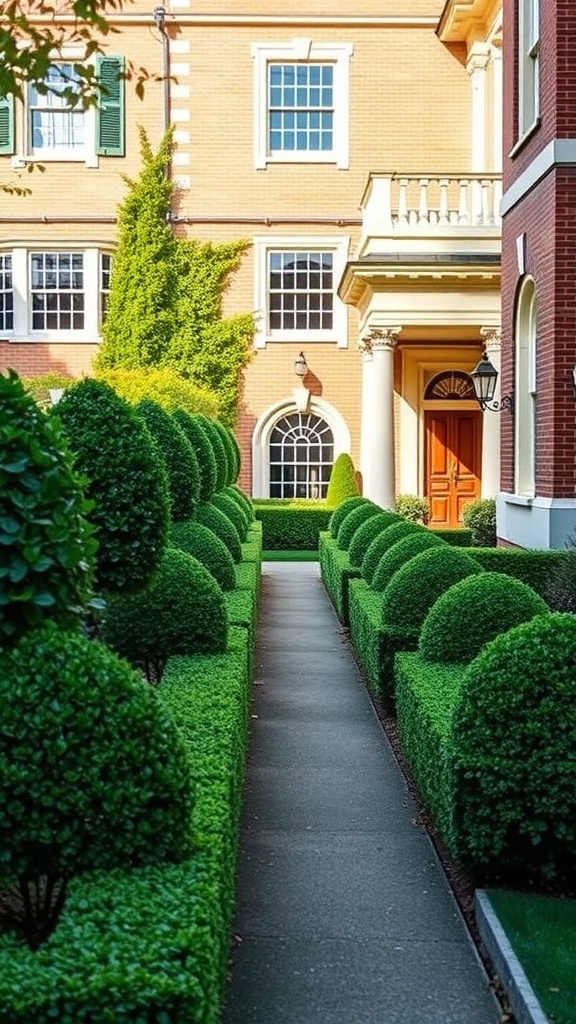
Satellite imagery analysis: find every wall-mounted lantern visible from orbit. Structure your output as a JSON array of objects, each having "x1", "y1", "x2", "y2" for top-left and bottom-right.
[{"x1": 470, "y1": 352, "x2": 514, "y2": 413}]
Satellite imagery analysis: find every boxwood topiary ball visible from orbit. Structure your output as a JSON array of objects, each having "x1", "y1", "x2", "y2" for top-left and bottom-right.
[
  {"x1": 381, "y1": 546, "x2": 483, "y2": 630},
  {"x1": 337, "y1": 502, "x2": 381, "y2": 551},
  {"x1": 225, "y1": 485, "x2": 255, "y2": 522},
  {"x1": 348, "y1": 510, "x2": 403, "y2": 568},
  {"x1": 372, "y1": 530, "x2": 446, "y2": 592},
  {"x1": 169, "y1": 520, "x2": 236, "y2": 591},
  {"x1": 195, "y1": 501, "x2": 242, "y2": 562},
  {"x1": 101, "y1": 547, "x2": 228, "y2": 666},
  {"x1": 211, "y1": 491, "x2": 249, "y2": 541},
  {"x1": 419, "y1": 571, "x2": 549, "y2": 664},
  {"x1": 450, "y1": 613, "x2": 576, "y2": 881},
  {"x1": 172, "y1": 410, "x2": 217, "y2": 503},
  {"x1": 0, "y1": 623, "x2": 193, "y2": 884},
  {"x1": 361, "y1": 520, "x2": 420, "y2": 585},
  {"x1": 329, "y1": 496, "x2": 370, "y2": 538}
]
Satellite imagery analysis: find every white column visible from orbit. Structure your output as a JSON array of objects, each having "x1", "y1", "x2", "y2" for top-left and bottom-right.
[
  {"x1": 362, "y1": 327, "x2": 400, "y2": 510},
  {"x1": 480, "y1": 327, "x2": 502, "y2": 497},
  {"x1": 467, "y1": 44, "x2": 491, "y2": 173},
  {"x1": 358, "y1": 335, "x2": 374, "y2": 496},
  {"x1": 492, "y1": 41, "x2": 503, "y2": 172}
]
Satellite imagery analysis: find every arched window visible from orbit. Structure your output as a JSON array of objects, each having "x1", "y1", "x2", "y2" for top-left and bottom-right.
[
  {"x1": 269, "y1": 412, "x2": 334, "y2": 498},
  {"x1": 424, "y1": 371, "x2": 475, "y2": 400},
  {"x1": 515, "y1": 277, "x2": 537, "y2": 497}
]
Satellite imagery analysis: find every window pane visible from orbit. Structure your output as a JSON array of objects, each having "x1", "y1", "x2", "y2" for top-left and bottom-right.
[
  {"x1": 30, "y1": 251, "x2": 85, "y2": 331},
  {"x1": 267, "y1": 250, "x2": 334, "y2": 332}
]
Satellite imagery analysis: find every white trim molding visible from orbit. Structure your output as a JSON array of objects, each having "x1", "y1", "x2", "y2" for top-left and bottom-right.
[
  {"x1": 251, "y1": 38, "x2": 353, "y2": 170},
  {"x1": 251, "y1": 394, "x2": 351, "y2": 498}
]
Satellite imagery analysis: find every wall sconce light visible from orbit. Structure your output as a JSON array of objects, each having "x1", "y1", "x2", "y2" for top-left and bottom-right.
[
  {"x1": 294, "y1": 351, "x2": 308, "y2": 378},
  {"x1": 49, "y1": 388, "x2": 64, "y2": 405},
  {"x1": 470, "y1": 352, "x2": 514, "y2": 413}
]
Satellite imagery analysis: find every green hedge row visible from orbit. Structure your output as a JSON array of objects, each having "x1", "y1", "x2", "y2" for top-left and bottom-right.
[
  {"x1": 348, "y1": 578, "x2": 419, "y2": 703},
  {"x1": 460, "y1": 546, "x2": 566, "y2": 597},
  {"x1": 0, "y1": 627, "x2": 251, "y2": 1023},
  {"x1": 254, "y1": 501, "x2": 332, "y2": 550},
  {"x1": 318, "y1": 532, "x2": 361, "y2": 625}
]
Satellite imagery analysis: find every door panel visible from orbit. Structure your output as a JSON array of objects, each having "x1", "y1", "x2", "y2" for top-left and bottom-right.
[{"x1": 425, "y1": 411, "x2": 481, "y2": 528}]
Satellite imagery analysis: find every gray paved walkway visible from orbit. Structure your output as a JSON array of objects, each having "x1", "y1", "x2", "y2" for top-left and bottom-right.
[{"x1": 223, "y1": 562, "x2": 500, "y2": 1024}]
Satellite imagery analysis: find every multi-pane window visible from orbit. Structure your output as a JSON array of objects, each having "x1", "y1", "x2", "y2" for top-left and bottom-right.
[
  {"x1": 28, "y1": 64, "x2": 84, "y2": 155},
  {"x1": 269, "y1": 251, "x2": 333, "y2": 331},
  {"x1": 0, "y1": 254, "x2": 13, "y2": 333},
  {"x1": 269, "y1": 64, "x2": 333, "y2": 154},
  {"x1": 518, "y1": 0, "x2": 539, "y2": 137},
  {"x1": 269, "y1": 413, "x2": 334, "y2": 498},
  {"x1": 100, "y1": 253, "x2": 112, "y2": 322},
  {"x1": 30, "y1": 252, "x2": 84, "y2": 331}
]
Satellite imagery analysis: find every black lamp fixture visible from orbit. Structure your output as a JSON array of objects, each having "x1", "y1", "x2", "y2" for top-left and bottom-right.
[
  {"x1": 470, "y1": 351, "x2": 514, "y2": 413},
  {"x1": 294, "y1": 351, "x2": 308, "y2": 378}
]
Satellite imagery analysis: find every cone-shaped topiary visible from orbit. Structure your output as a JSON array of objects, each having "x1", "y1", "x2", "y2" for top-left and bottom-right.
[
  {"x1": 0, "y1": 371, "x2": 97, "y2": 647},
  {"x1": 381, "y1": 546, "x2": 483, "y2": 630},
  {"x1": 57, "y1": 378, "x2": 170, "y2": 594},
  {"x1": 225, "y1": 485, "x2": 255, "y2": 522},
  {"x1": 450, "y1": 613, "x2": 576, "y2": 881},
  {"x1": 325, "y1": 453, "x2": 360, "y2": 510},
  {"x1": 196, "y1": 415, "x2": 229, "y2": 492},
  {"x1": 101, "y1": 547, "x2": 228, "y2": 680},
  {"x1": 0, "y1": 623, "x2": 193, "y2": 943},
  {"x1": 195, "y1": 501, "x2": 242, "y2": 562},
  {"x1": 211, "y1": 491, "x2": 249, "y2": 541},
  {"x1": 337, "y1": 501, "x2": 381, "y2": 551},
  {"x1": 136, "y1": 399, "x2": 200, "y2": 521},
  {"x1": 329, "y1": 496, "x2": 370, "y2": 538},
  {"x1": 212, "y1": 419, "x2": 238, "y2": 486},
  {"x1": 169, "y1": 519, "x2": 236, "y2": 591},
  {"x1": 361, "y1": 520, "x2": 420, "y2": 585},
  {"x1": 172, "y1": 409, "x2": 217, "y2": 503},
  {"x1": 419, "y1": 571, "x2": 549, "y2": 664},
  {"x1": 348, "y1": 510, "x2": 403, "y2": 568},
  {"x1": 372, "y1": 530, "x2": 446, "y2": 592}
]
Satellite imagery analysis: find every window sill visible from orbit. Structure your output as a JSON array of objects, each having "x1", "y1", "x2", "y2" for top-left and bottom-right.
[
  {"x1": 7, "y1": 334, "x2": 99, "y2": 344},
  {"x1": 508, "y1": 118, "x2": 540, "y2": 159},
  {"x1": 504, "y1": 493, "x2": 534, "y2": 507}
]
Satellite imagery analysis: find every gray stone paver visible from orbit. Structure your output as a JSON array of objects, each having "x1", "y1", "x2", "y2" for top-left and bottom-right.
[{"x1": 222, "y1": 562, "x2": 500, "y2": 1024}]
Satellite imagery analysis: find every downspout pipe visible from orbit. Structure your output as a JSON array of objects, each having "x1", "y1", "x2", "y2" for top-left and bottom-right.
[{"x1": 153, "y1": 6, "x2": 171, "y2": 180}]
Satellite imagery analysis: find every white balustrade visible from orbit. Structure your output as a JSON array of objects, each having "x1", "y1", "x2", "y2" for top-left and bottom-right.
[{"x1": 362, "y1": 172, "x2": 502, "y2": 233}]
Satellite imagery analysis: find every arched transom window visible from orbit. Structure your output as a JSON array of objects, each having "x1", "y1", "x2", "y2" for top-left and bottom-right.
[
  {"x1": 269, "y1": 412, "x2": 334, "y2": 498},
  {"x1": 424, "y1": 371, "x2": 475, "y2": 400}
]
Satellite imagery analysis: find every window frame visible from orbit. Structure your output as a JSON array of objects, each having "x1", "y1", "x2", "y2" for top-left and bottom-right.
[
  {"x1": 514, "y1": 276, "x2": 537, "y2": 498},
  {"x1": 253, "y1": 234, "x2": 350, "y2": 349},
  {"x1": 517, "y1": 0, "x2": 540, "y2": 142},
  {"x1": 1, "y1": 247, "x2": 107, "y2": 342},
  {"x1": 251, "y1": 39, "x2": 353, "y2": 169},
  {"x1": 0, "y1": 253, "x2": 14, "y2": 334},
  {"x1": 268, "y1": 411, "x2": 335, "y2": 499}
]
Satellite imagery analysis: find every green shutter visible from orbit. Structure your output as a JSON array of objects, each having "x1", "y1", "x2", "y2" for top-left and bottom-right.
[
  {"x1": 96, "y1": 56, "x2": 125, "y2": 156},
  {"x1": 0, "y1": 95, "x2": 14, "y2": 156}
]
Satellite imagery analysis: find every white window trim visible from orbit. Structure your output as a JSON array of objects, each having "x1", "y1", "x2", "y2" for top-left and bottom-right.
[
  {"x1": 12, "y1": 47, "x2": 98, "y2": 169},
  {"x1": 251, "y1": 38, "x2": 353, "y2": 170},
  {"x1": 253, "y1": 233, "x2": 350, "y2": 349},
  {"x1": 517, "y1": 0, "x2": 539, "y2": 143},
  {"x1": 3, "y1": 246, "x2": 107, "y2": 343},
  {"x1": 514, "y1": 276, "x2": 537, "y2": 498}
]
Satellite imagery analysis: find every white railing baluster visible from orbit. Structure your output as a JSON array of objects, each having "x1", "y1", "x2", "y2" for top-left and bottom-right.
[
  {"x1": 397, "y1": 178, "x2": 409, "y2": 226},
  {"x1": 458, "y1": 179, "x2": 470, "y2": 224},
  {"x1": 418, "y1": 178, "x2": 430, "y2": 223}
]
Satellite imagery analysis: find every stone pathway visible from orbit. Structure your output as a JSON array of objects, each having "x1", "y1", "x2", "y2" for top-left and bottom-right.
[{"x1": 223, "y1": 562, "x2": 500, "y2": 1024}]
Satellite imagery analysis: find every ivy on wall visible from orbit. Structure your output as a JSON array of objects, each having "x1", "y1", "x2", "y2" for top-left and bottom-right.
[{"x1": 96, "y1": 127, "x2": 254, "y2": 426}]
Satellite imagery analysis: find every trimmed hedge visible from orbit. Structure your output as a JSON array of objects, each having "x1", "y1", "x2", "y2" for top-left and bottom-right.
[
  {"x1": 431, "y1": 528, "x2": 473, "y2": 547},
  {"x1": 254, "y1": 501, "x2": 331, "y2": 550},
  {"x1": 211, "y1": 491, "x2": 249, "y2": 542},
  {"x1": 361, "y1": 520, "x2": 420, "y2": 585},
  {"x1": 173, "y1": 410, "x2": 217, "y2": 503},
  {"x1": 212, "y1": 420, "x2": 238, "y2": 486},
  {"x1": 195, "y1": 502, "x2": 242, "y2": 562},
  {"x1": 0, "y1": 624, "x2": 193, "y2": 894},
  {"x1": 460, "y1": 546, "x2": 565, "y2": 599},
  {"x1": 372, "y1": 530, "x2": 446, "y2": 593},
  {"x1": 169, "y1": 520, "x2": 236, "y2": 591},
  {"x1": 101, "y1": 548, "x2": 229, "y2": 678},
  {"x1": 225, "y1": 485, "x2": 255, "y2": 522},
  {"x1": 57, "y1": 378, "x2": 170, "y2": 594},
  {"x1": 136, "y1": 399, "x2": 199, "y2": 521},
  {"x1": 329, "y1": 496, "x2": 370, "y2": 538},
  {"x1": 336, "y1": 502, "x2": 381, "y2": 551},
  {"x1": 348, "y1": 579, "x2": 420, "y2": 704},
  {"x1": 419, "y1": 572, "x2": 548, "y2": 664},
  {"x1": 348, "y1": 510, "x2": 402, "y2": 568},
  {"x1": 450, "y1": 613, "x2": 576, "y2": 881},
  {"x1": 0, "y1": 628, "x2": 250, "y2": 1022},
  {"x1": 196, "y1": 416, "x2": 229, "y2": 492},
  {"x1": 319, "y1": 532, "x2": 361, "y2": 625},
  {"x1": 382, "y1": 546, "x2": 483, "y2": 630}
]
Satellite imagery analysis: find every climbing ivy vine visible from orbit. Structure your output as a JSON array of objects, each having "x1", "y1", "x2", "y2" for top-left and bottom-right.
[{"x1": 96, "y1": 127, "x2": 254, "y2": 426}]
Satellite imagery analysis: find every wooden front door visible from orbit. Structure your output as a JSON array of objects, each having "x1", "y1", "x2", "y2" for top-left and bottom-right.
[{"x1": 425, "y1": 411, "x2": 481, "y2": 528}]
